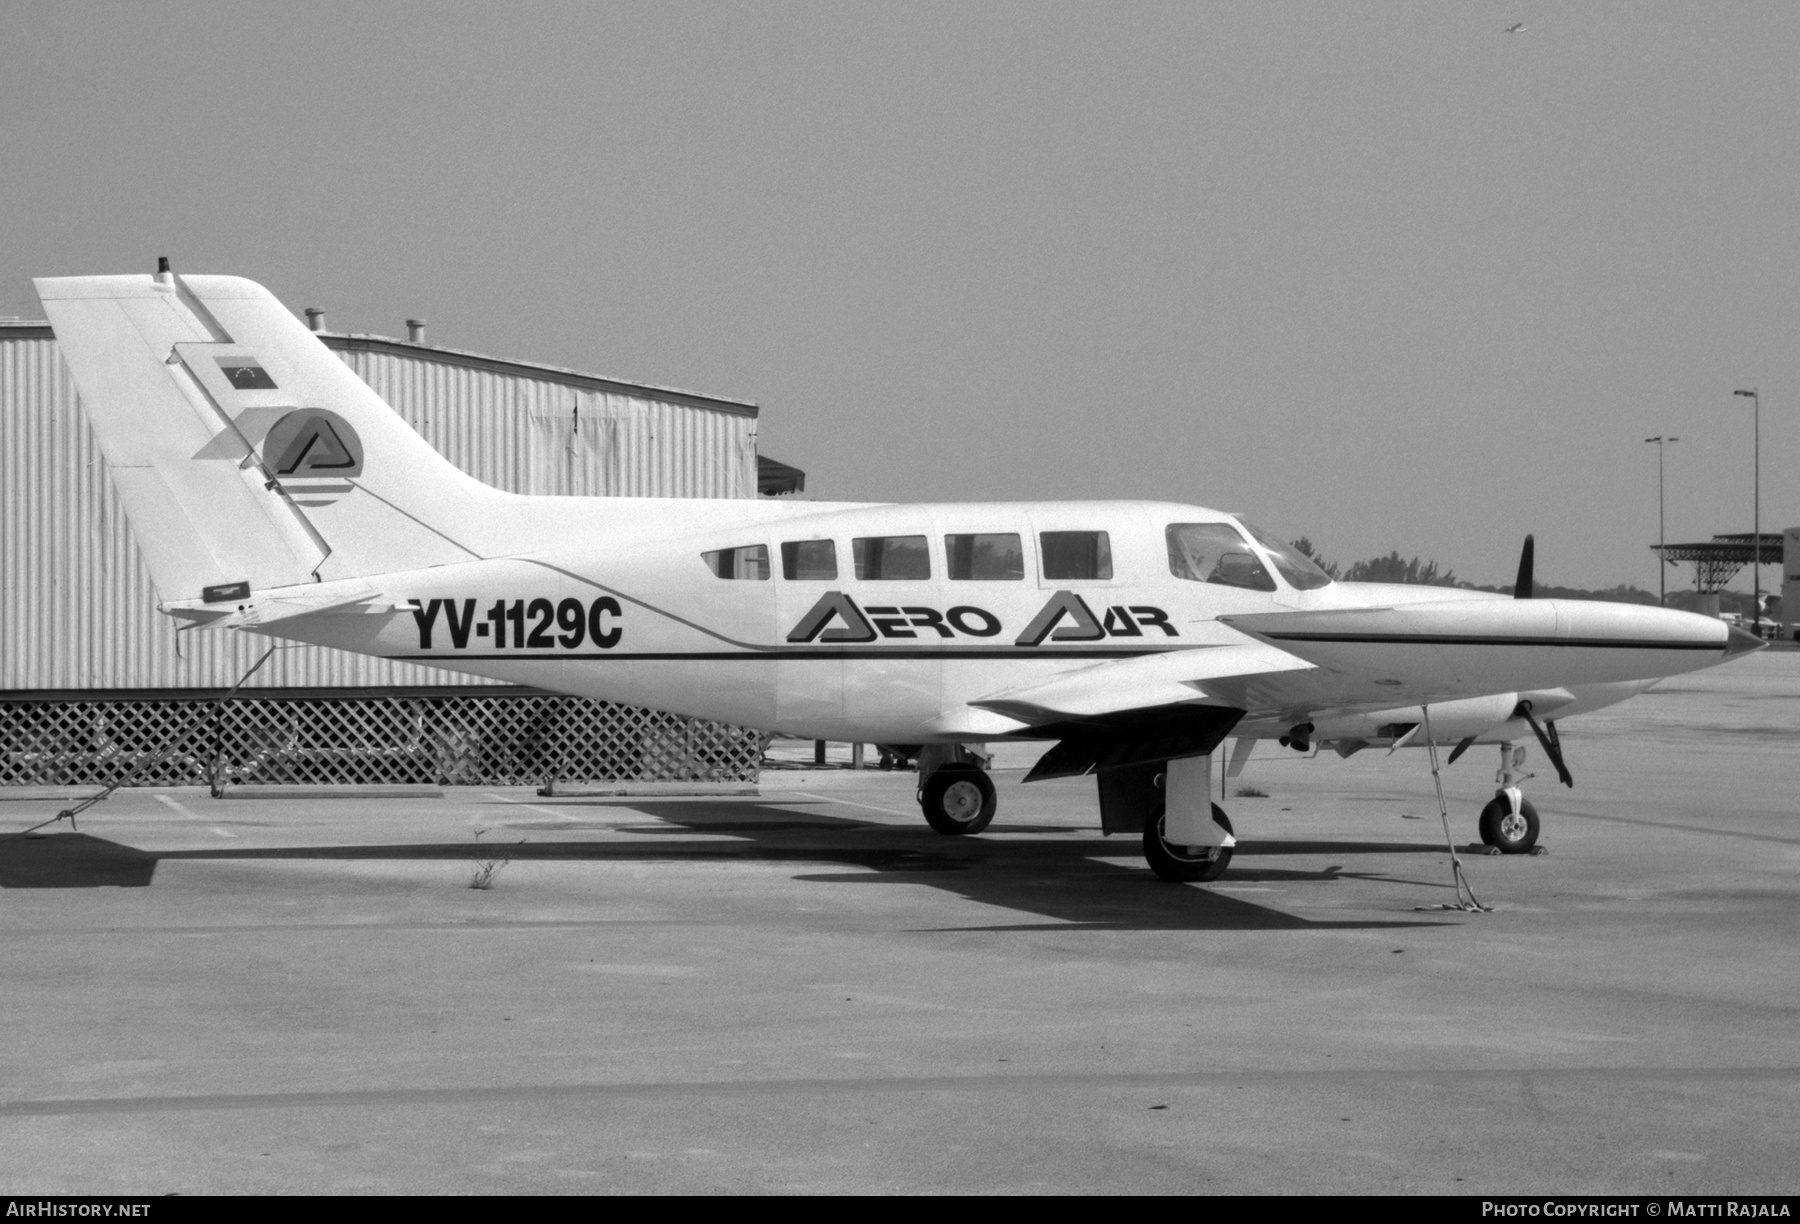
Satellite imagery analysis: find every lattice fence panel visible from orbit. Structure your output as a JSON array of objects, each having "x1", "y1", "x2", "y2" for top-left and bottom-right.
[{"x1": 0, "y1": 695, "x2": 768, "y2": 788}]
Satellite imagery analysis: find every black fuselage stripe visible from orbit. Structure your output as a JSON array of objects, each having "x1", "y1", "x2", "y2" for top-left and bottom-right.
[{"x1": 1259, "y1": 633, "x2": 1723, "y2": 651}]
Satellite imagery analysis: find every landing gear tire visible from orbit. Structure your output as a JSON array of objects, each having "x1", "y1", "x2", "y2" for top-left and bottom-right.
[
  {"x1": 1144, "y1": 802, "x2": 1234, "y2": 883},
  {"x1": 1478, "y1": 795, "x2": 1539, "y2": 854},
  {"x1": 920, "y1": 766, "x2": 996, "y2": 835}
]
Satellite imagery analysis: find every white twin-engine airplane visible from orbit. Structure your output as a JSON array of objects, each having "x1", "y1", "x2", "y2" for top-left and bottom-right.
[{"x1": 37, "y1": 267, "x2": 1761, "y2": 886}]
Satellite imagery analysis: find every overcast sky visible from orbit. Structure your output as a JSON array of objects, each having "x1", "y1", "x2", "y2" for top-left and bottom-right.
[{"x1": 3, "y1": 2, "x2": 1795, "y2": 590}]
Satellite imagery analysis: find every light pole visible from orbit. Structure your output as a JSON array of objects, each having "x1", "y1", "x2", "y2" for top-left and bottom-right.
[
  {"x1": 1645, "y1": 435, "x2": 1679, "y2": 606},
  {"x1": 1733, "y1": 389, "x2": 1760, "y2": 634}
]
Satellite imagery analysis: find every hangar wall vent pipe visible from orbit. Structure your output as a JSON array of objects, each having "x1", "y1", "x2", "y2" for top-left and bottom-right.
[
  {"x1": 406, "y1": 318, "x2": 426, "y2": 343},
  {"x1": 305, "y1": 308, "x2": 326, "y2": 333}
]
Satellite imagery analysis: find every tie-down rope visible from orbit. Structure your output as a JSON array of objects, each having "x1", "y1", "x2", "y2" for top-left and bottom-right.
[
  {"x1": 1413, "y1": 703, "x2": 1492, "y2": 913},
  {"x1": 0, "y1": 644, "x2": 277, "y2": 846}
]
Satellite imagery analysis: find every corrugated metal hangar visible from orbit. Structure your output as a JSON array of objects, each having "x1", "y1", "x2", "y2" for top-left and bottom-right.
[{"x1": 0, "y1": 314, "x2": 802, "y2": 788}]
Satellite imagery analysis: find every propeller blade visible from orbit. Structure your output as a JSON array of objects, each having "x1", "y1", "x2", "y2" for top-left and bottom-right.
[{"x1": 1514, "y1": 535, "x2": 1535, "y2": 599}]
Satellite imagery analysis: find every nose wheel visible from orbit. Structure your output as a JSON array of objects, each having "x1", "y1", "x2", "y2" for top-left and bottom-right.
[
  {"x1": 1478, "y1": 794, "x2": 1540, "y2": 853},
  {"x1": 1478, "y1": 743, "x2": 1543, "y2": 854}
]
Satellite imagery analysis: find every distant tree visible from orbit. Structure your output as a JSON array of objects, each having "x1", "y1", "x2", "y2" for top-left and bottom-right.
[
  {"x1": 1461, "y1": 580, "x2": 1661, "y2": 605},
  {"x1": 1289, "y1": 537, "x2": 1340, "y2": 580},
  {"x1": 1320, "y1": 545, "x2": 1672, "y2": 604},
  {"x1": 1341, "y1": 551, "x2": 1458, "y2": 587}
]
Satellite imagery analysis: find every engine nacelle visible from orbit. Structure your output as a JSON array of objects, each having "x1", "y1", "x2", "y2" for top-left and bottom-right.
[{"x1": 1312, "y1": 692, "x2": 1524, "y2": 746}]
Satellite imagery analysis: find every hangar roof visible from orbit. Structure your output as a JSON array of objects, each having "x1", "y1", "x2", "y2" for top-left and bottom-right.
[
  {"x1": 2, "y1": 319, "x2": 759, "y2": 419},
  {"x1": 321, "y1": 330, "x2": 760, "y2": 418}
]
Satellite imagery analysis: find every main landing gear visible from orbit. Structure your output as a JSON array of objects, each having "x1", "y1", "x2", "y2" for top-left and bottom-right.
[
  {"x1": 912, "y1": 745, "x2": 1241, "y2": 882},
  {"x1": 1144, "y1": 800, "x2": 1234, "y2": 883},
  {"x1": 1112, "y1": 753, "x2": 1237, "y2": 883},
  {"x1": 916, "y1": 745, "x2": 996, "y2": 835}
]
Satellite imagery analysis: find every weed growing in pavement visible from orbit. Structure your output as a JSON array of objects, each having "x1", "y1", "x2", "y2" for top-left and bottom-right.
[
  {"x1": 468, "y1": 858, "x2": 508, "y2": 889},
  {"x1": 467, "y1": 827, "x2": 523, "y2": 890},
  {"x1": 1234, "y1": 785, "x2": 1269, "y2": 798}
]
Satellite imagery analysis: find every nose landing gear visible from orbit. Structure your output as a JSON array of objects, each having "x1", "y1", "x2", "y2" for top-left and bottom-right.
[{"x1": 1478, "y1": 744, "x2": 1541, "y2": 854}]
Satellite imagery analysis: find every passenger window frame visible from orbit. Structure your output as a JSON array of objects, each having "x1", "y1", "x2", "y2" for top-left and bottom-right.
[
  {"x1": 701, "y1": 544, "x2": 771, "y2": 581},
  {"x1": 851, "y1": 534, "x2": 932, "y2": 582},
  {"x1": 1037, "y1": 530, "x2": 1115, "y2": 583},
  {"x1": 944, "y1": 532, "x2": 1026, "y2": 581},
  {"x1": 780, "y1": 539, "x2": 839, "y2": 581}
]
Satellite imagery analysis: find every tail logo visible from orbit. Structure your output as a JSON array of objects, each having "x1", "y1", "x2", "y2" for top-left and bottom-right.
[{"x1": 263, "y1": 408, "x2": 364, "y2": 478}]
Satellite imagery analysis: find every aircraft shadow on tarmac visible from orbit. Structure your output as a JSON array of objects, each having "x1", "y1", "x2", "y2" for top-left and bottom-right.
[
  {"x1": 0, "y1": 833, "x2": 158, "y2": 889},
  {"x1": 0, "y1": 801, "x2": 1454, "y2": 931}
]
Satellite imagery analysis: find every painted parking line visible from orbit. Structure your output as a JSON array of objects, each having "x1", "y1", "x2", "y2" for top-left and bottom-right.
[
  {"x1": 788, "y1": 791, "x2": 915, "y2": 818},
  {"x1": 481, "y1": 792, "x2": 583, "y2": 822},
  {"x1": 155, "y1": 794, "x2": 199, "y2": 820},
  {"x1": 155, "y1": 793, "x2": 238, "y2": 838}
]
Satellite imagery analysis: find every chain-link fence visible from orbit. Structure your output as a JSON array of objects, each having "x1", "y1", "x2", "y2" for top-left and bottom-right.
[{"x1": 0, "y1": 693, "x2": 768, "y2": 788}]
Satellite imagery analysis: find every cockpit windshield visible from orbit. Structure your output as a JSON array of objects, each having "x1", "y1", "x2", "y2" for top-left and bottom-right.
[
  {"x1": 1166, "y1": 523, "x2": 1276, "y2": 591},
  {"x1": 1238, "y1": 520, "x2": 1335, "y2": 590}
]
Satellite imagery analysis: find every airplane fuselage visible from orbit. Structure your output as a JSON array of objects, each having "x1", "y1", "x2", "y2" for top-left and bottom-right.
[{"x1": 254, "y1": 498, "x2": 1734, "y2": 750}]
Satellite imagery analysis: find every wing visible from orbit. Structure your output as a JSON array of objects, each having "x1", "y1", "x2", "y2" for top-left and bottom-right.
[
  {"x1": 969, "y1": 640, "x2": 1316, "y2": 780},
  {"x1": 969, "y1": 595, "x2": 1740, "y2": 782}
]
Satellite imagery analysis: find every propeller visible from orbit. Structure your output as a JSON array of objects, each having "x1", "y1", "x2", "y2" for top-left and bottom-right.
[{"x1": 1513, "y1": 535, "x2": 1534, "y2": 600}]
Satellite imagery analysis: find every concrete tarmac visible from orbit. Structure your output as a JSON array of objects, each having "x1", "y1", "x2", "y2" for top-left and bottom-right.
[{"x1": 1, "y1": 655, "x2": 1796, "y2": 1195}]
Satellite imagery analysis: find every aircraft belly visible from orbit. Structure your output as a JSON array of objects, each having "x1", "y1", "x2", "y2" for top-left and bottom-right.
[
  {"x1": 776, "y1": 656, "x2": 949, "y2": 743},
  {"x1": 557, "y1": 658, "x2": 778, "y2": 728},
  {"x1": 841, "y1": 657, "x2": 941, "y2": 736},
  {"x1": 776, "y1": 657, "x2": 844, "y2": 735}
]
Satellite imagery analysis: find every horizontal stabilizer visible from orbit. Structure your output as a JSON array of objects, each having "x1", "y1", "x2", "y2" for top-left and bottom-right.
[{"x1": 162, "y1": 577, "x2": 386, "y2": 630}]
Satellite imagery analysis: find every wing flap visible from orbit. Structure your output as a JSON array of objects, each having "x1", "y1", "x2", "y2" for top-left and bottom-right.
[
  {"x1": 969, "y1": 640, "x2": 1314, "y2": 726},
  {"x1": 967, "y1": 641, "x2": 1313, "y2": 782},
  {"x1": 1019, "y1": 703, "x2": 1246, "y2": 781}
]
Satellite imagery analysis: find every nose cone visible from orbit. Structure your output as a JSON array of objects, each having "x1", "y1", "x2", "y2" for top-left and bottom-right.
[{"x1": 1724, "y1": 626, "x2": 1768, "y2": 658}]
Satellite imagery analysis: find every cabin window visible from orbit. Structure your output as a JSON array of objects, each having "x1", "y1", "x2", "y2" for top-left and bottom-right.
[
  {"x1": 1039, "y1": 531, "x2": 1112, "y2": 580},
  {"x1": 1166, "y1": 523, "x2": 1275, "y2": 591},
  {"x1": 945, "y1": 533, "x2": 1024, "y2": 580},
  {"x1": 703, "y1": 544, "x2": 770, "y2": 580},
  {"x1": 780, "y1": 539, "x2": 837, "y2": 580},
  {"x1": 852, "y1": 535, "x2": 930, "y2": 580}
]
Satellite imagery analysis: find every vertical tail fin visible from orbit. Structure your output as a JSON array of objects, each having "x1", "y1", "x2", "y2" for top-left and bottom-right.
[{"x1": 36, "y1": 270, "x2": 511, "y2": 606}]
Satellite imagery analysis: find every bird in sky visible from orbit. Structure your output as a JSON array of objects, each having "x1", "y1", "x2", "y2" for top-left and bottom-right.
[{"x1": 1504, "y1": 22, "x2": 1526, "y2": 33}]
